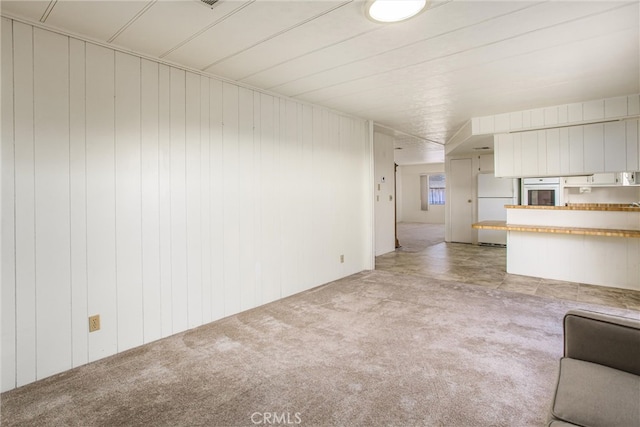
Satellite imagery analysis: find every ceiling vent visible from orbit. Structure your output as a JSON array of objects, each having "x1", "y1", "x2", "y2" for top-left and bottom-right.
[{"x1": 200, "y1": 0, "x2": 220, "y2": 9}]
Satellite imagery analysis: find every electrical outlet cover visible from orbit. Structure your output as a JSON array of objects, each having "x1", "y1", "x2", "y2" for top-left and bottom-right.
[{"x1": 89, "y1": 315, "x2": 100, "y2": 332}]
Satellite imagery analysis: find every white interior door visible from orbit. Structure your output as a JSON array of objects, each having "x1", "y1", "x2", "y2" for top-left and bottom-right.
[{"x1": 450, "y1": 158, "x2": 473, "y2": 243}]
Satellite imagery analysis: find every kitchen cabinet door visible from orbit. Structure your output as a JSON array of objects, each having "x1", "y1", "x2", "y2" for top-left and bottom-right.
[
  {"x1": 494, "y1": 134, "x2": 512, "y2": 177},
  {"x1": 627, "y1": 119, "x2": 639, "y2": 171},
  {"x1": 521, "y1": 131, "x2": 538, "y2": 176},
  {"x1": 559, "y1": 128, "x2": 570, "y2": 175},
  {"x1": 604, "y1": 121, "x2": 626, "y2": 172},
  {"x1": 583, "y1": 123, "x2": 604, "y2": 173},
  {"x1": 494, "y1": 133, "x2": 526, "y2": 177},
  {"x1": 569, "y1": 126, "x2": 584, "y2": 174},
  {"x1": 546, "y1": 128, "x2": 561, "y2": 175},
  {"x1": 537, "y1": 130, "x2": 547, "y2": 176},
  {"x1": 513, "y1": 133, "x2": 523, "y2": 176}
]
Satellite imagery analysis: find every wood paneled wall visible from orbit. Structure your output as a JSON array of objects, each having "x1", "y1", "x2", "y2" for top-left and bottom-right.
[{"x1": 1, "y1": 18, "x2": 372, "y2": 392}]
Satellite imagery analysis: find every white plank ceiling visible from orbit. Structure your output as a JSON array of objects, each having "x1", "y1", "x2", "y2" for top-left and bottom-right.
[{"x1": 2, "y1": 0, "x2": 638, "y2": 164}]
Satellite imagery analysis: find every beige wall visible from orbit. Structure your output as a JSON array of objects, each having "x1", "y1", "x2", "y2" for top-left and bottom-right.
[{"x1": 398, "y1": 163, "x2": 445, "y2": 224}]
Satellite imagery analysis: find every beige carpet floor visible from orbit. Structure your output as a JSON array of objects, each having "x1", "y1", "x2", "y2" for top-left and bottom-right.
[
  {"x1": 2, "y1": 270, "x2": 637, "y2": 427},
  {"x1": 395, "y1": 223, "x2": 445, "y2": 253}
]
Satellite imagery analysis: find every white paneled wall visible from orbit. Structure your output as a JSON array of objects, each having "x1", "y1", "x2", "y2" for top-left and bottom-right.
[{"x1": 0, "y1": 18, "x2": 372, "y2": 392}]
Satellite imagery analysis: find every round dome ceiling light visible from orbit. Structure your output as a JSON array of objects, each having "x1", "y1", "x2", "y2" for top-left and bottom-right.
[{"x1": 365, "y1": 0, "x2": 428, "y2": 23}]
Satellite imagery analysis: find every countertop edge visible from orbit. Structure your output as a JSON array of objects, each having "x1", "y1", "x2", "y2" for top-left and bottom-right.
[
  {"x1": 505, "y1": 205, "x2": 640, "y2": 212},
  {"x1": 472, "y1": 221, "x2": 640, "y2": 238}
]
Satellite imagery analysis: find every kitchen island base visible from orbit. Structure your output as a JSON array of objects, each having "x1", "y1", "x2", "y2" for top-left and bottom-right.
[
  {"x1": 473, "y1": 204, "x2": 640, "y2": 291},
  {"x1": 507, "y1": 231, "x2": 639, "y2": 291}
]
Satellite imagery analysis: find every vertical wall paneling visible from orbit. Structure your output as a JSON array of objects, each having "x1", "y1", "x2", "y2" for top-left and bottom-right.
[
  {"x1": 13, "y1": 22, "x2": 37, "y2": 386},
  {"x1": 85, "y1": 43, "x2": 117, "y2": 361},
  {"x1": 300, "y1": 105, "x2": 314, "y2": 290},
  {"x1": 1, "y1": 17, "x2": 17, "y2": 392},
  {"x1": 169, "y1": 68, "x2": 188, "y2": 333},
  {"x1": 69, "y1": 38, "x2": 88, "y2": 368},
  {"x1": 33, "y1": 28, "x2": 72, "y2": 378},
  {"x1": 328, "y1": 112, "x2": 342, "y2": 282},
  {"x1": 273, "y1": 100, "x2": 282, "y2": 299},
  {"x1": 362, "y1": 120, "x2": 373, "y2": 270},
  {"x1": 252, "y1": 93, "x2": 263, "y2": 307},
  {"x1": 339, "y1": 117, "x2": 352, "y2": 275},
  {"x1": 114, "y1": 52, "x2": 143, "y2": 352},
  {"x1": 2, "y1": 19, "x2": 372, "y2": 391},
  {"x1": 276, "y1": 99, "x2": 287, "y2": 296},
  {"x1": 357, "y1": 122, "x2": 369, "y2": 269},
  {"x1": 341, "y1": 117, "x2": 355, "y2": 274},
  {"x1": 259, "y1": 94, "x2": 280, "y2": 305},
  {"x1": 319, "y1": 110, "x2": 339, "y2": 282},
  {"x1": 363, "y1": 121, "x2": 374, "y2": 270},
  {"x1": 140, "y1": 59, "x2": 162, "y2": 343},
  {"x1": 158, "y1": 64, "x2": 173, "y2": 337},
  {"x1": 294, "y1": 103, "x2": 306, "y2": 293},
  {"x1": 239, "y1": 87, "x2": 255, "y2": 310},
  {"x1": 281, "y1": 100, "x2": 297, "y2": 298},
  {"x1": 200, "y1": 77, "x2": 212, "y2": 324},
  {"x1": 311, "y1": 107, "x2": 327, "y2": 285},
  {"x1": 222, "y1": 82, "x2": 241, "y2": 315},
  {"x1": 185, "y1": 72, "x2": 203, "y2": 328},
  {"x1": 209, "y1": 79, "x2": 225, "y2": 320}
]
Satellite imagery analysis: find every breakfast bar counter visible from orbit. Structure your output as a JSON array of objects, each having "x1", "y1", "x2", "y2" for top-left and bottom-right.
[
  {"x1": 504, "y1": 204, "x2": 640, "y2": 212},
  {"x1": 472, "y1": 221, "x2": 640, "y2": 238},
  {"x1": 474, "y1": 204, "x2": 640, "y2": 291}
]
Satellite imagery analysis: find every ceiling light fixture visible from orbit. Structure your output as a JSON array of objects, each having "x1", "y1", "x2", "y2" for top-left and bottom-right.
[{"x1": 365, "y1": 0, "x2": 428, "y2": 23}]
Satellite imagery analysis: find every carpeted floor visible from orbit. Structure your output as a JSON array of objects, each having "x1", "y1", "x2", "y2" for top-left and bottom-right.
[
  {"x1": 396, "y1": 223, "x2": 445, "y2": 253},
  {"x1": 2, "y1": 270, "x2": 637, "y2": 426}
]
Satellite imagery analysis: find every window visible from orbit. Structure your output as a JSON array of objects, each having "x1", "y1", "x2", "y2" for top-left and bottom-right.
[{"x1": 420, "y1": 174, "x2": 445, "y2": 210}]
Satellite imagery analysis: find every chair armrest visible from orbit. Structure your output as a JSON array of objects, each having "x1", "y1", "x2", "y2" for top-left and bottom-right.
[{"x1": 563, "y1": 309, "x2": 640, "y2": 376}]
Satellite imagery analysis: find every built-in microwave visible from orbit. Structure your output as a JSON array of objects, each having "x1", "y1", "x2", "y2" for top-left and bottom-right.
[{"x1": 522, "y1": 177, "x2": 562, "y2": 206}]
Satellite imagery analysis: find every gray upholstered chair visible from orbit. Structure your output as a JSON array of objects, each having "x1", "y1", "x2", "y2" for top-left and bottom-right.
[{"x1": 548, "y1": 309, "x2": 640, "y2": 427}]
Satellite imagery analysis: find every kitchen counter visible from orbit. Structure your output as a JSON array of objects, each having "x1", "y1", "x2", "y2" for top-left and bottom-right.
[
  {"x1": 505, "y1": 204, "x2": 640, "y2": 212},
  {"x1": 472, "y1": 221, "x2": 640, "y2": 238},
  {"x1": 483, "y1": 206, "x2": 640, "y2": 290}
]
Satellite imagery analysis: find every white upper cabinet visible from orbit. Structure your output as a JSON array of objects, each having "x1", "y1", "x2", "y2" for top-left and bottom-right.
[
  {"x1": 494, "y1": 118, "x2": 639, "y2": 178},
  {"x1": 494, "y1": 134, "x2": 513, "y2": 177},
  {"x1": 476, "y1": 94, "x2": 639, "y2": 135},
  {"x1": 627, "y1": 119, "x2": 639, "y2": 171},
  {"x1": 568, "y1": 126, "x2": 584, "y2": 175},
  {"x1": 545, "y1": 128, "x2": 560, "y2": 175},
  {"x1": 604, "y1": 121, "x2": 626, "y2": 172},
  {"x1": 488, "y1": 94, "x2": 640, "y2": 178},
  {"x1": 520, "y1": 131, "x2": 539, "y2": 177},
  {"x1": 583, "y1": 123, "x2": 604, "y2": 173}
]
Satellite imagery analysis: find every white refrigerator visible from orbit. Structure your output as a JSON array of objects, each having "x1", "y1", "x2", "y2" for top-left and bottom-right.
[{"x1": 477, "y1": 173, "x2": 517, "y2": 245}]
